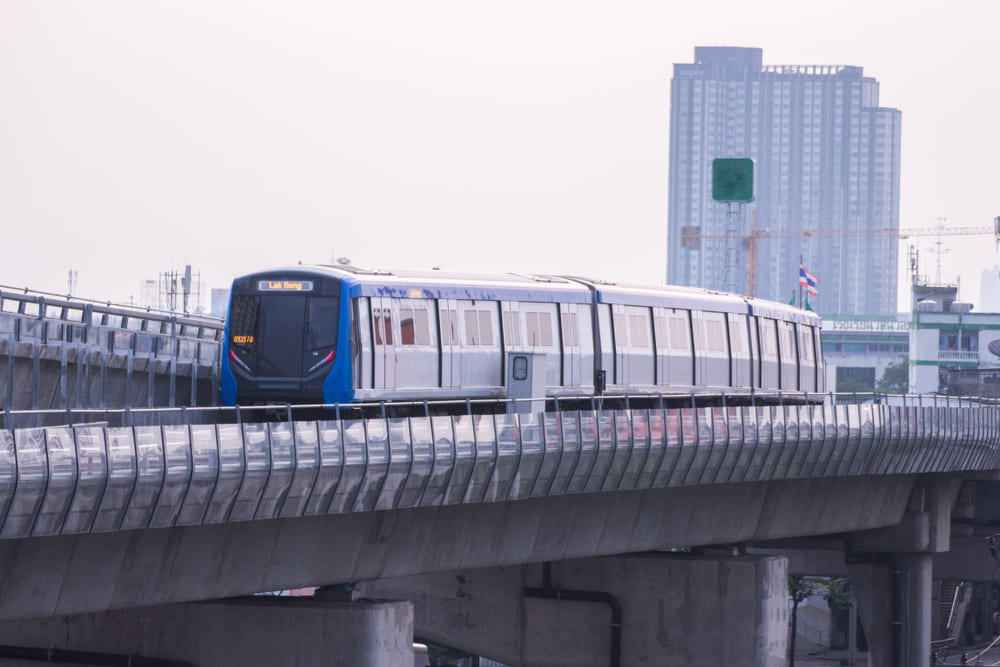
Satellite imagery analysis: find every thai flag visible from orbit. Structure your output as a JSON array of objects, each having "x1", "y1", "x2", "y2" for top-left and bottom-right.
[{"x1": 800, "y1": 262, "x2": 819, "y2": 296}]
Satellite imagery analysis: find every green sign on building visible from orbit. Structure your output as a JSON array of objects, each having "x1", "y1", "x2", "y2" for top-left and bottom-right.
[{"x1": 712, "y1": 158, "x2": 754, "y2": 202}]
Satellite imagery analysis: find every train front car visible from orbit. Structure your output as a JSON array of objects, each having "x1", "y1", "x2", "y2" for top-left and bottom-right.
[{"x1": 221, "y1": 267, "x2": 352, "y2": 406}]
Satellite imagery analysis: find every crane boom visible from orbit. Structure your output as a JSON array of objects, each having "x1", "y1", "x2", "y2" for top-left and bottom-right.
[{"x1": 678, "y1": 219, "x2": 1000, "y2": 298}]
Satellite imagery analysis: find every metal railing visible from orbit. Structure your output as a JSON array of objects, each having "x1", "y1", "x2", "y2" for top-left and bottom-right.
[{"x1": 0, "y1": 287, "x2": 225, "y2": 411}]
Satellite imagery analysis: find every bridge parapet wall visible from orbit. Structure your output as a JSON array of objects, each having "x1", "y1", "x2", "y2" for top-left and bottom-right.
[
  {"x1": 0, "y1": 290, "x2": 223, "y2": 410},
  {"x1": 0, "y1": 399, "x2": 995, "y2": 540}
]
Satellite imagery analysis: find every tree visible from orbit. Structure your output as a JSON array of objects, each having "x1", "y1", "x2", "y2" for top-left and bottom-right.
[
  {"x1": 876, "y1": 356, "x2": 909, "y2": 394},
  {"x1": 787, "y1": 576, "x2": 851, "y2": 667}
]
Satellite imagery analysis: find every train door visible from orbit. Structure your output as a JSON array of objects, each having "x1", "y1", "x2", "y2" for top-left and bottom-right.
[
  {"x1": 353, "y1": 298, "x2": 373, "y2": 390},
  {"x1": 560, "y1": 304, "x2": 584, "y2": 388},
  {"x1": 625, "y1": 306, "x2": 654, "y2": 386},
  {"x1": 439, "y1": 300, "x2": 461, "y2": 389},
  {"x1": 371, "y1": 297, "x2": 396, "y2": 390},
  {"x1": 694, "y1": 311, "x2": 729, "y2": 388},
  {"x1": 748, "y1": 316, "x2": 761, "y2": 389},
  {"x1": 612, "y1": 305, "x2": 630, "y2": 385},
  {"x1": 797, "y1": 324, "x2": 817, "y2": 392},
  {"x1": 690, "y1": 311, "x2": 706, "y2": 387},
  {"x1": 456, "y1": 300, "x2": 501, "y2": 388},
  {"x1": 652, "y1": 308, "x2": 693, "y2": 389},
  {"x1": 396, "y1": 299, "x2": 438, "y2": 388},
  {"x1": 813, "y1": 327, "x2": 825, "y2": 391},
  {"x1": 727, "y1": 313, "x2": 751, "y2": 389},
  {"x1": 575, "y1": 304, "x2": 594, "y2": 391},
  {"x1": 598, "y1": 305, "x2": 614, "y2": 388},
  {"x1": 777, "y1": 320, "x2": 798, "y2": 390},
  {"x1": 520, "y1": 303, "x2": 559, "y2": 387},
  {"x1": 758, "y1": 318, "x2": 779, "y2": 390}
]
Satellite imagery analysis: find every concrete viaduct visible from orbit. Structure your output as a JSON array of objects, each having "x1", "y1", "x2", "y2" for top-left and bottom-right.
[{"x1": 0, "y1": 287, "x2": 999, "y2": 666}]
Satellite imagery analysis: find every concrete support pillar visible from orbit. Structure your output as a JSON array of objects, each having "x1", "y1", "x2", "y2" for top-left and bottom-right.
[
  {"x1": 359, "y1": 553, "x2": 790, "y2": 667},
  {"x1": 0, "y1": 597, "x2": 414, "y2": 667},
  {"x1": 896, "y1": 553, "x2": 933, "y2": 667},
  {"x1": 846, "y1": 559, "x2": 892, "y2": 667},
  {"x1": 846, "y1": 478, "x2": 955, "y2": 667}
]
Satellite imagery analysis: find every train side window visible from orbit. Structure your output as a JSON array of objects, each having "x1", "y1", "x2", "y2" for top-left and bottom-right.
[
  {"x1": 525, "y1": 311, "x2": 553, "y2": 347},
  {"x1": 373, "y1": 309, "x2": 393, "y2": 346},
  {"x1": 761, "y1": 319, "x2": 777, "y2": 356},
  {"x1": 464, "y1": 308, "x2": 494, "y2": 346},
  {"x1": 399, "y1": 306, "x2": 430, "y2": 346},
  {"x1": 691, "y1": 317, "x2": 706, "y2": 352},
  {"x1": 478, "y1": 310, "x2": 494, "y2": 345},
  {"x1": 778, "y1": 321, "x2": 796, "y2": 359},
  {"x1": 502, "y1": 311, "x2": 522, "y2": 347},
  {"x1": 653, "y1": 314, "x2": 666, "y2": 349},
  {"x1": 613, "y1": 313, "x2": 629, "y2": 347},
  {"x1": 799, "y1": 326, "x2": 814, "y2": 362},
  {"x1": 440, "y1": 309, "x2": 449, "y2": 344},
  {"x1": 668, "y1": 313, "x2": 689, "y2": 350},
  {"x1": 728, "y1": 313, "x2": 746, "y2": 353},
  {"x1": 539, "y1": 312, "x2": 552, "y2": 346},
  {"x1": 400, "y1": 307, "x2": 415, "y2": 345},
  {"x1": 561, "y1": 311, "x2": 578, "y2": 347},
  {"x1": 440, "y1": 308, "x2": 458, "y2": 345},
  {"x1": 629, "y1": 314, "x2": 649, "y2": 349},
  {"x1": 465, "y1": 310, "x2": 479, "y2": 345},
  {"x1": 705, "y1": 315, "x2": 726, "y2": 352},
  {"x1": 305, "y1": 297, "x2": 339, "y2": 350}
]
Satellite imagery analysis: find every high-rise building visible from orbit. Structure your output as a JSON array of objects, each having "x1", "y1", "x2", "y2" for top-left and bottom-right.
[{"x1": 667, "y1": 47, "x2": 902, "y2": 315}]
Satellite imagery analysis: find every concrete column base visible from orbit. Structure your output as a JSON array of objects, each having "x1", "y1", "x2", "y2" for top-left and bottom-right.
[
  {"x1": 848, "y1": 553, "x2": 933, "y2": 667},
  {"x1": 361, "y1": 552, "x2": 790, "y2": 667},
  {"x1": 0, "y1": 597, "x2": 414, "y2": 667}
]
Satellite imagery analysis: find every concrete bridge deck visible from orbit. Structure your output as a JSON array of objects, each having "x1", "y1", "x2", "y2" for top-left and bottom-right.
[{"x1": 0, "y1": 397, "x2": 994, "y2": 621}]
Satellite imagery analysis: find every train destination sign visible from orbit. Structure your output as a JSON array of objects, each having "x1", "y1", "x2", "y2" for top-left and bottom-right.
[{"x1": 258, "y1": 280, "x2": 314, "y2": 292}]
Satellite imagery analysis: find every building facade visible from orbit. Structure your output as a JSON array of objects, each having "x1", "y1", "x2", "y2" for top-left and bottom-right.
[{"x1": 667, "y1": 47, "x2": 902, "y2": 315}]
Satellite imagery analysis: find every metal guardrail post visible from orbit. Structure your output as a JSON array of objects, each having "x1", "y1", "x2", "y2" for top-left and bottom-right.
[
  {"x1": 60, "y1": 344, "x2": 68, "y2": 409},
  {"x1": 98, "y1": 348, "x2": 107, "y2": 410},
  {"x1": 125, "y1": 345, "x2": 133, "y2": 410},
  {"x1": 169, "y1": 357, "x2": 177, "y2": 408},
  {"x1": 190, "y1": 356, "x2": 197, "y2": 408},
  {"x1": 147, "y1": 341, "x2": 155, "y2": 409},
  {"x1": 6, "y1": 333, "x2": 13, "y2": 411},
  {"x1": 31, "y1": 341, "x2": 39, "y2": 411}
]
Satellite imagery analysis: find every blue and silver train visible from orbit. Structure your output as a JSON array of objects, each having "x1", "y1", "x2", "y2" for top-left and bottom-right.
[{"x1": 220, "y1": 264, "x2": 824, "y2": 406}]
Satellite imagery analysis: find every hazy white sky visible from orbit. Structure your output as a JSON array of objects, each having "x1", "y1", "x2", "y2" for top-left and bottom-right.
[{"x1": 2, "y1": 1, "x2": 998, "y2": 312}]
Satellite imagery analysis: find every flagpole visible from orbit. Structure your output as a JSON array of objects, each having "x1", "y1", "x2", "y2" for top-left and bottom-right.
[{"x1": 798, "y1": 254, "x2": 803, "y2": 309}]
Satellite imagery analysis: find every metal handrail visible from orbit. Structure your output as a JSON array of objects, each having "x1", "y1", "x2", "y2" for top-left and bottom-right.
[
  {"x1": 2, "y1": 391, "x2": 999, "y2": 429},
  {"x1": 0, "y1": 286, "x2": 223, "y2": 333}
]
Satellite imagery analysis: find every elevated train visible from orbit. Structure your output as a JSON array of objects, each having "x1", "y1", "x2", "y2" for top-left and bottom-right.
[{"x1": 220, "y1": 265, "x2": 824, "y2": 407}]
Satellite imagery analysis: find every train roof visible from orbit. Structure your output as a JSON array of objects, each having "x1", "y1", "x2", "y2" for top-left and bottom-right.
[
  {"x1": 234, "y1": 265, "x2": 823, "y2": 325},
  {"x1": 568, "y1": 277, "x2": 748, "y2": 313},
  {"x1": 564, "y1": 277, "x2": 820, "y2": 325},
  {"x1": 238, "y1": 264, "x2": 593, "y2": 303}
]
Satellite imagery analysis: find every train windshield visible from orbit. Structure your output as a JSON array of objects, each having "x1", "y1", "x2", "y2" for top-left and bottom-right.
[{"x1": 229, "y1": 285, "x2": 340, "y2": 379}]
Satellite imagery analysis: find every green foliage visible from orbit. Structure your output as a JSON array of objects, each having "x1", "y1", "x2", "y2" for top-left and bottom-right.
[
  {"x1": 787, "y1": 576, "x2": 851, "y2": 667},
  {"x1": 876, "y1": 356, "x2": 910, "y2": 394},
  {"x1": 787, "y1": 575, "x2": 851, "y2": 606}
]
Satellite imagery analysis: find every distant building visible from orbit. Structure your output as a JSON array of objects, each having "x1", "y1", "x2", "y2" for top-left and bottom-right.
[
  {"x1": 667, "y1": 46, "x2": 902, "y2": 315},
  {"x1": 909, "y1": 284, "x2": 1000, "y2": 395},
  {"x1": 820, "y1": 315, "x2": 909, "y2": 392}
]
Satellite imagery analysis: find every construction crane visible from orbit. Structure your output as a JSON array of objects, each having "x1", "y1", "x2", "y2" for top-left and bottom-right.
[{"x1": 680, "y1": 215, "x2": 1000, "y2": 297}]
